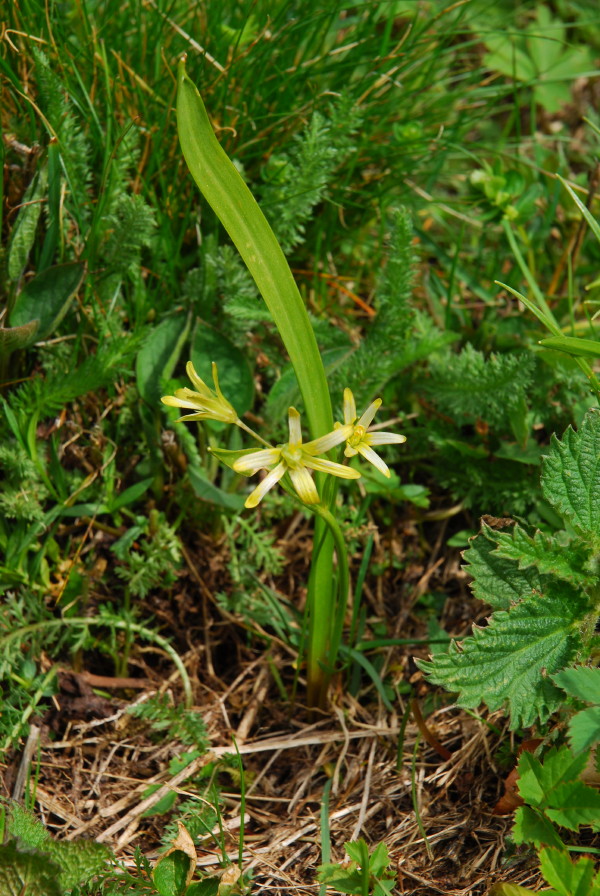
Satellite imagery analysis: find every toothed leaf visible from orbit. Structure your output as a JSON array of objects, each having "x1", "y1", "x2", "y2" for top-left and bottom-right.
[
  {"x1": 418, "y1": 584, "x2": 587, "y2": 728},
  {"x1": 541, "y1": 409, "x2": 600, "y2": 545},
  {"x1": 463, "y1": 525, "x2": 543, "y2": 610}
]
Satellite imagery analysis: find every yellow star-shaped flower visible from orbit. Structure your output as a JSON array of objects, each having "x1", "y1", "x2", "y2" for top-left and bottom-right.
[
  {"x1": 161, "y1": 361, "x2": 238, "y2": 424},
  {"x1": 336, "y1": 388, "x2": 406, "y2": 478},
  {"x1": 233, "y1": 407, "x2": 360, "y2": 508}
]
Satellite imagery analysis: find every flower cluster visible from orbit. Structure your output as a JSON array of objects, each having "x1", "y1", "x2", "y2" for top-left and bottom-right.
[{"x1": 162, "y1": 366, "x2": 406, "y2": 509}]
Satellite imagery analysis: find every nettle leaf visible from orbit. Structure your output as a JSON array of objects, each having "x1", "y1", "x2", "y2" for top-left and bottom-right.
[
  {"x1": 0, "y1": 841, "x2": 62, "y2": 896},
  {"x1": 463, "y1": 526, "x2": 544, "y2": 610},
  {"x1": 541, "y1": 408, "x2": 600, "y2": 544},
  {"x1": 493, "y1": 526, "x2": 590, "y2": 587},
  {"x1": 418, "y1": 584, "x2": 587, "y2": 728}
]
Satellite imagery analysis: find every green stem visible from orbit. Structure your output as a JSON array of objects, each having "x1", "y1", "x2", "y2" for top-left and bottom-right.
[{"x1": 307, "y1": 504, "x2": 350, "y2": 709}]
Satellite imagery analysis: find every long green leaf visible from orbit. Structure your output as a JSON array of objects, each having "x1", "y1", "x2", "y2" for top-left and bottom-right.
[{"x1": 176, "y1": 57, "x2": 332, "y2": 441}]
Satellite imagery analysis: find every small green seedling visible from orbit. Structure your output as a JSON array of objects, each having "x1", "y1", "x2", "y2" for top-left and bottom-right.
[{"x1": 318, "y1": 839, "x2": 396, "y2": 896}]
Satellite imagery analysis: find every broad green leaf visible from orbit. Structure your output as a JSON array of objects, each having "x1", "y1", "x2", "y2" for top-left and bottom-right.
[
  {"x1": 137, "y1": 314, "x2": 189, "y2": 405},
  {"x1": 191, "y1": 324, "x2": 253, "y2": 418},
  {"x1": 187, "y1": 880, "x2": 220, "y2": 896},
  {"x1": 9, "y1": 262, "x2": 85, "y2": 341},
  {"x1": 0, "y1": 320, "x2": 40, "y2": 354},
  {"x1": 552, "y1": 667, "x2": 600, "y2": 703},
  {"x1": 153, "y1": 849, "x2": 193, "y2": 896},
  {"x1": 188, "y1": 466, "x2": 245, "y2": 511},
  {"x1": 539, "y1": 336, "x2": 600, "y2": 361},
  {"x1": 141, "y1": 786, "x2": 178, "y2": 817},
  {"x1": 418, "y1": 585, "x2": 587, "y2": 728},
  {"x1": 540, "y1": 847, "x2": 596, "y2": 896},
  {"x1": 493, "y1": 526, "x2": 589, "y2": 587},
  {"x1": 463, "y1": 526, "x2": 543, "y2": 610},
  {"x1": 512, "y1": 806, "x2": 565, "y2": 850},
  {"x1": 566, "y1": 707, "x2": 600, "y2": 755},
  {"x1": 541, "y1": 409, "x2": 600, "y2": 541}
]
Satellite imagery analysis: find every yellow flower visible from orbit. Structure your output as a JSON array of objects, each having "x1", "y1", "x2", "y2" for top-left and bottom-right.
[
  {"x1": 336, "y1": 388, "x2": 406, "y2": 478},
  {"x1": 161, "y1": 361, "x2": 238, "y2": 424},
  {"x1": 233, "y1": 407, "x2": 360, "y2": 508}
]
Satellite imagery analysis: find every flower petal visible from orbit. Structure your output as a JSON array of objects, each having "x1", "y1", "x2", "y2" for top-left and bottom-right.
[
  {"x1": 185, "y1": 361, "x2": 211, "y2": 396},
  {"x1": 288, "y1": 466, "x2": 319, "y2": 504},
  {"x1": 343, "y1": 388, "x2": 357, "y2": 425},
  {"x1": 304, "y1": 455, "x2": 361, "y2": 478},
  {"x1": 357, "y1": 444, "x2": 391, "y2": 477},
  {"x1": 357, "y1": 398, "x2": 382, "y2": 429},
  {"x1": 288, "y1": 407, "x2": 303, "y2": 445},
  {"x1": 244, "y1": 463, "x2": 287, "y2": 508},
  {"x1": 366, "y1": 431, "x2": 407, "y2": 446},
  {"x1": 304, "y1": 423, "x2": 353, "y2": 455},
  {"x1": 234, "y1": 447, "x2": 281, "y2": 473}
]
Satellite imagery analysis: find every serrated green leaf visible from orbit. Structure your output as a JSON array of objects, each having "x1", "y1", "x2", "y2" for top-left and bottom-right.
[
  {"x1": 418, "y1": 585, "x2": 587, "y2": 728},
  {"x1": 552, "y1": 667, "x2": 600, "y2": 704},
  {"x1": 546, "y1": 781, "x2": 600, "y2": 831},
  {"x1": 463, "y1": 526, "x2": 543, "y2": 611},
  {"x1": 9, "y1": 262, "x2": 85, "y2": 340},
  {"x1": 566, "y1": 708, "x2": 600, "y2": 755},
  {"x1": 512, "y1": 806, "x2": 565, "y2": 850},
  {"x1": 518, "y1": 746, "x2": 589, "y2": 806},
  {"x1": 541, "y1": 409, "x2": 600, "y2": 542},
  {"x1": 540, "y1": 847, "x2": 596, "y2": 896},
  {"x1": 493, "y1": 526, "x2": 589, "y2": 587},
  {"x1": 49, "y1": 839, "x2": 112, "y2": 889}
]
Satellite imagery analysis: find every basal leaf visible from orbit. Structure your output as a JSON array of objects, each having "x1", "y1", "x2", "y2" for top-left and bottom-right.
[
  {"x1": 541, "y1": 409, "x2": 600, "y2": 543},
  {"x1": 137, "y1": 314, "x2": 189, "y2": 405},
  {"x1": 418, "y1": 585, "x2": 587, "y2": 728},
  {"x1": 493, "y1": 526, "x2": 589, "y2": 587},
  {"x1": 463, "y1": 526, "x2": 543, "y2": 610},
  {"x1": 9, "y1": 262, "x2": 85, "y2": 341}
]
